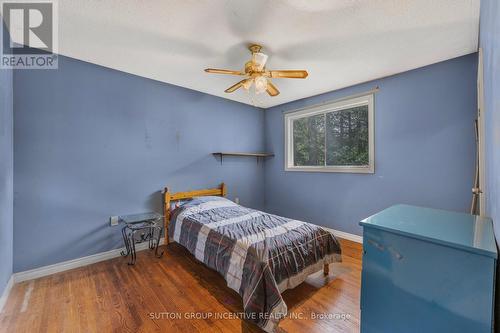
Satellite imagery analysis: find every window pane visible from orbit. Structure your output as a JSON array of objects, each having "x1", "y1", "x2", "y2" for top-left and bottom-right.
[
  {"x1": 293, "y1": 114, "x2": 325, "y2": 166},
  {"x1": 326, "y1": 105, "x2": 369, "y2": 166}
]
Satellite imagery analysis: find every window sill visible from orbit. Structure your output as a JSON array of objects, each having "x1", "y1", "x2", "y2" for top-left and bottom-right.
[{"x1": 284, "y1": 166, "x2": 374, "y2": 174}]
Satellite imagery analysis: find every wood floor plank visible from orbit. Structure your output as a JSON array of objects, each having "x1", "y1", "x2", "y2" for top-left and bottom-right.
[{"x1": 0, "y1": 238, "x2": 362, "y2": 333}]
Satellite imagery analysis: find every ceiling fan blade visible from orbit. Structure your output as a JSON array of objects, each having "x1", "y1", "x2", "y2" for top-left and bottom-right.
[
  {"x1": 225, "y1": 79, "x2": 252, "y2": 93},
  {"x1": 267, "y1": 70, "x2": 308, "y2": 79},
  {"x1": 205, "y1": 68, "x2": 245, "y2": 75},
  {"x1": 266, "y1": 80, "x2": 280, "y2": 96}
]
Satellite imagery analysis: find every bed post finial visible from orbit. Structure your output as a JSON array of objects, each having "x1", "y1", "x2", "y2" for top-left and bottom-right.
[
  {"x1": 163, "y1": 187, "x2": 171, "y2": 245},
  {"x1": 221, "y1": 182, "x2": 227, "y2": 197}
]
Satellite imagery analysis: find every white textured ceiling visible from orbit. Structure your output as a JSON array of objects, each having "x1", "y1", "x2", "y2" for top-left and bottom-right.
[{"x1": 55, "y1": 0, "x2": 479, "y2": 108}]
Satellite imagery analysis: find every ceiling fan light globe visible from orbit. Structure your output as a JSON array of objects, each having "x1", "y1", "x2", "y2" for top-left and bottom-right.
[
  {"x1": 252, "y1": 52, "x2": 268, "y2": 71},
  {"x1": 254, "y1": 76, "x2": 268, "y2": 94}
]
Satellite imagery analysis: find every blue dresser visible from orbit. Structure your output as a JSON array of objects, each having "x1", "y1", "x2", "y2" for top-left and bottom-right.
[{"x1": 359, "y1": 205, "x2": 497, "y2": 333}]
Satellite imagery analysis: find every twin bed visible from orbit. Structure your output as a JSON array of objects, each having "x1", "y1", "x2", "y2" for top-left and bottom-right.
[{"x1": 163, "y1": 183, "x2": 342, "y2": 332}]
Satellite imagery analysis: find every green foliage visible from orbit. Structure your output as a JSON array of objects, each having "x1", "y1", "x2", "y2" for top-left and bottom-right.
[
  {"x1": 293, "y1": 114, "x2": 325, "y2": 166},
  {"x1": 293, "y1": 106, "x2": 369, "y2": 167}
]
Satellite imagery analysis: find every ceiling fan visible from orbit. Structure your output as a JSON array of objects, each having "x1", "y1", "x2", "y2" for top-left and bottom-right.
[{"x1": 204, "y1": 44, "x2": 308, "y2": 97}]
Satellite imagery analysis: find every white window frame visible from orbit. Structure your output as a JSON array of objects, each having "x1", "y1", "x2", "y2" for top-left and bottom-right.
[{"x1": 284, "y1": 94, "x2": 374, "y2": 173}]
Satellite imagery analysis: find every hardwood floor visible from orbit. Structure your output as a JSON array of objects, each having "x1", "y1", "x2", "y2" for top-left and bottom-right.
[{"x1": 0, "y1": 238, "x2": 362, "y2": 333}]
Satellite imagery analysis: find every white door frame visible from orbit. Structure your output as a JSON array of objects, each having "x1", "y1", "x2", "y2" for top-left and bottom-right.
[{"x1": 477, "y1": 48, "x2": 486, "y2": 216}]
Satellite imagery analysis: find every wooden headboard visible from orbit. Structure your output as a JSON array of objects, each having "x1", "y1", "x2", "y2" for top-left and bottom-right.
[{"x1": 163, "y1": 183, "x2": 227, "y2": 244}]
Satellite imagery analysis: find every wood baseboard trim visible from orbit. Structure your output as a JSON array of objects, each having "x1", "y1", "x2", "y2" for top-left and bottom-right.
[
  {"x1": 0, "y1": 275, "x2": 14, "y2": 313},
  {"x1": 13, "y1": 238, "x2": 166, "y2": 284},
  {"x1": 322, "y1": 227, "x2": 363, "y2": 244}
]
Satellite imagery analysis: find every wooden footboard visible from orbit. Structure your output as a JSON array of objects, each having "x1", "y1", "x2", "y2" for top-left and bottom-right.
[
  {"x1": 163, "y1": 183, "x2": 227, "y2": 245},
  {"x1": 324, "y1": 263, "x2": 329, "y2": 276}
]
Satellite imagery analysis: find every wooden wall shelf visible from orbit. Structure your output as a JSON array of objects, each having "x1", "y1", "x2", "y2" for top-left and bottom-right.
[{"x1": 212, "y1": 152, "x2": 274, "y2": 164}]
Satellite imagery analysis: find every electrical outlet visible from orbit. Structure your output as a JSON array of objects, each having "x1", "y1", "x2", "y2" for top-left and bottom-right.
[
  {"x1": 234, "y1": 197, "x2": 240, "y2": 204},
  {"x1": 110, "y1": 216, "x2": 119, "y2": 226}
]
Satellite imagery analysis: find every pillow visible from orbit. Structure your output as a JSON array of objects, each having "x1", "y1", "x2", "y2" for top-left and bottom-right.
[
  {"x1": 169, "y1": 196, "x2": 230, "y2": 211},
  {"x1": 189, "y1": 195, "x2": 231, "y2": 205}
]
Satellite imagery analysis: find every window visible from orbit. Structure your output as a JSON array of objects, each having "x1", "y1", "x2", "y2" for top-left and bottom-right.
[{"x1": 284, "y1": 94, "x2": 374, "y2": 173}]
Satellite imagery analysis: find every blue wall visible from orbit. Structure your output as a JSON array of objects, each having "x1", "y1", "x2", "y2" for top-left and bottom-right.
[
  {"x1": 12, "y1": 53, "x2": 479, "y2": 271},
  {"x1": 13, "y1": 55, "x2": 265, "y2": 272},
  {"x1": 0, "y1": 65, "x2": 13, "y2": 292},
  {"x1": 480, "y1": 0, "x2": 500, "y2": 241},
  {"x1": 264, "y1": 54, "x2": 478, "y2": 235}
]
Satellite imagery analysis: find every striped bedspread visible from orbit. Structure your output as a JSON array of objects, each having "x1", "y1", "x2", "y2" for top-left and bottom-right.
[{"x1": 169, "y1": 196, "x2": 342, "y2": 332}]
